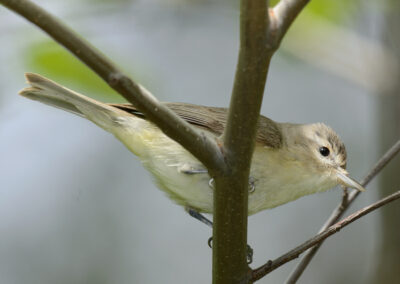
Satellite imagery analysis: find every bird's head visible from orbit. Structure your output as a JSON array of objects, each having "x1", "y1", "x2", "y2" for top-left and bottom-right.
[{"x1": 283, "y1": 122, "x2": 365, "y2": 192}]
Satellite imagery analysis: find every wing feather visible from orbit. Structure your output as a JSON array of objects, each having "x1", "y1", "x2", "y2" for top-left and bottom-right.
[{"x1": 109, "y1": 102, "x2": 282, "y2": 148}]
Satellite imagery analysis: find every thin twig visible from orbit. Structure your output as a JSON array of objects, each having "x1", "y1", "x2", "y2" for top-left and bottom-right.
[
  {"x1": 251, "y1": 189, "x2": 400, "y2": 282},
  {"x1": 0, "y1": 0, "x2": 225, "y2": 173},
  {"x1": 285, "y1": 139, "x2": 400, "y2": 283}
]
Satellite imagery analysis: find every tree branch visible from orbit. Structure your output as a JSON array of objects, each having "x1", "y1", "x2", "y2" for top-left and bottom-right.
[
  {"x1": 251, "y1": 189, "x2": 400, "y2": 282},
  {"x1": 0, "y1": 0, "x2": 226, "y2": 173},
  {"x1": 212, "y1": 0, "x2": 315, "y2": 282},
  {"x1": 269, "y1": 0, "x2": 310, "y2": 49},
  {"x1": 285, "y1": 139, "x2": 400, "y2": 283},
  {"x1": 212, "y1": 0, "x2": 271, "y2": 282}
]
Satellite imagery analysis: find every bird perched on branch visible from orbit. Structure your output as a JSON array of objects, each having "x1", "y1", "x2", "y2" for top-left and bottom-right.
[{"x1": 19, "y1": 73, "x2": 365, "y2": 217}]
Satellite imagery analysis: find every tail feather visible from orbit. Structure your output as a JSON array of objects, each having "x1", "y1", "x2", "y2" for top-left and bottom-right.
[
  {"x1": 20, "y1": 86, "x2": 85, "y2": 117},
  {"x1": 19, "y1": 73, "x2": 129, "y2": 131}
]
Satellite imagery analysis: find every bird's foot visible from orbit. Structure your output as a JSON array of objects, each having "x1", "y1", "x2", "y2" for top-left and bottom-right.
[
  {"x1": 185, "y1": 207, "x2": 253, "y2": 264},
  {"x1": 207, "y1": 237, "x2": 253, "y2": 264},
  {"x1": 208, "y1": 177, "x2": 256, "y2": 193}
]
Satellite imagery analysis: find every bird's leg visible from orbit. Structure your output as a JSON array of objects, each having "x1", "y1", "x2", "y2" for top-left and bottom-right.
[
  {"x1": 181, "y1": 169, "x2": 208, "y2": 174},
  {"x1": 185, "y1": 206, "x2": 253, "y2": 264},
  {"x1": 179, "y1": 164, "x2": 256, "y2": 194},
  {"x1": 178, "y1": 164, "x2": 208, "y2": 175},
  {"x1": 185, "y1": 207, "x2": 213, "y2": 228},
  {"x1": 180, "y1": 166, "x2": 255, "y2": 264}
]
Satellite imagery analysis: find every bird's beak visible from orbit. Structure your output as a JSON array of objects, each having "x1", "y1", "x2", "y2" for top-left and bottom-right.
[{"x1": 336, "y1": 169, "x2": 365, "y2": 192}]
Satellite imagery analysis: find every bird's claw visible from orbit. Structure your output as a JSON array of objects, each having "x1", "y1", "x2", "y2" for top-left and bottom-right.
[{"x1": 207, "y1": 237, "x2": 253, "y2": 264}]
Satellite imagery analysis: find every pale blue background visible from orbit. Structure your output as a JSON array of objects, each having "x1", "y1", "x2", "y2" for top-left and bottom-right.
[{"x1": 0, "y1": 1, "x2": 386, "y2": 283}]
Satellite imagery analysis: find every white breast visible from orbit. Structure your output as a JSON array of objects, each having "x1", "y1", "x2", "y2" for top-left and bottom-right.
[{"x1": 112, "y1": 117, "x2": 336, "y2": 215}]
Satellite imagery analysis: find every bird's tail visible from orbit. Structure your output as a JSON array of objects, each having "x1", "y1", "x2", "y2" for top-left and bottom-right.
[{"x1": 19, "y1": 73, "x2": 130, "y2": 132}]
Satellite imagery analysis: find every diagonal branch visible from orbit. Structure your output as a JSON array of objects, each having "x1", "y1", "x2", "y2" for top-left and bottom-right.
[
  {"x1": 0, "y1": 0, "x2": 225, "y2": 173},
  {"x1": 285, "y1": 139, "x2": 400, "y2": 283},
  {"x1": 251, "y1": 189, "x2": 400, "y2": 282},
  {"x1": 270, "y1": 0, "x2": 310, "y2": 49}
]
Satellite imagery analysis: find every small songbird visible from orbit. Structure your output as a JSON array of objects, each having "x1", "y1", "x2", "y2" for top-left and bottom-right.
[{"x1": 19, "y1": 73, "x2": 365, "y2": 216}]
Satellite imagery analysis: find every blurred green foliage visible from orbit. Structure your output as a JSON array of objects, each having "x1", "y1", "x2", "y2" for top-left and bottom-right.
[
  {"x1": 269, "y1": 0, "x2": 360, "y2": 24},
  {"x1": 24, "y1": 40, "x2": 126, "y2": 102},
  {"x1": 307, "y1": 0, "x2": 360, "y2": 23}
]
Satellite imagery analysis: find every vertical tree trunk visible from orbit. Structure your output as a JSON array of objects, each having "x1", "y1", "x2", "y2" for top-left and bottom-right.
[{"x1": 374, "y1": 2, "x2": 400, "y2": 282}]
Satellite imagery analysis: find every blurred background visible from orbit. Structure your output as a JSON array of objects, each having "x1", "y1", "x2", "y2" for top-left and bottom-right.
[{"x1": 0, "y1": 0, "x2": 399, "y2": 283}]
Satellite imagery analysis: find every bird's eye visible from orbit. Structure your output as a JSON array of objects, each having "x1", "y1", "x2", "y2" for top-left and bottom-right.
[{"x1": 319, "y1": 147, "x2": 330, "y2": 157}]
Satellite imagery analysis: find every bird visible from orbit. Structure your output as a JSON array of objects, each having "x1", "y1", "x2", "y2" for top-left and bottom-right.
[{"x1": 19, "y1": 73, "x2": 365, "y2": 217}]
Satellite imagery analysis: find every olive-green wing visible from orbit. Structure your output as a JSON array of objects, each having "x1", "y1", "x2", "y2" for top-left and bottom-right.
[{"x1": 109, "y1": 102, "x2": 282, "y2": 148}]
